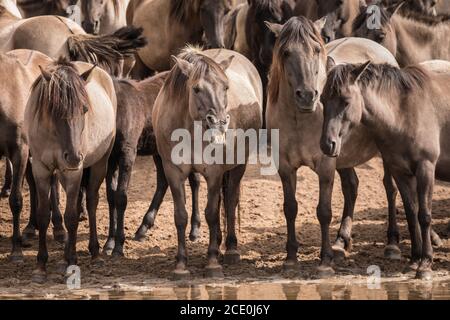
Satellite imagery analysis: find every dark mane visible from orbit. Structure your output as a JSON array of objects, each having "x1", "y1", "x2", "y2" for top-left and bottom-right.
[
  {"x1": 325, "y1": 63, "x2": 430, "y2": 96},
  {"x1": 164, "y1": 47, "x2": 227, "y2": 101},
  {"x1": 170, "y1": 0, "x2": 199, "y2": 23},
  {"x1": 32, "y1": 58, "x2": 90, "y2": 121},
  {"x1": 252, "y1": 0, "x2": 284, "y2": 21},
  {"x1": 352, "y1": 6, "x2": 391, "y2": 32},
  {"x1": 268, "y1": 16, "x2": 324, "y2": 103},
  {"x1": 399, "y1": 9, "x2": 450, "y2": 25}
]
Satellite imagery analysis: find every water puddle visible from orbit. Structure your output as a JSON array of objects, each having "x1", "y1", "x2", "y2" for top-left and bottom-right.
[{"x1": 1, "y1": 277, "x2": 450, "y2": 300}]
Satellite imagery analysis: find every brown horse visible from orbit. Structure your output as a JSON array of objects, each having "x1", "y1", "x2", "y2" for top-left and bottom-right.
[
  {"x1": 80, "y1": 0, "x2": 129, "y2": 35},
  {"x1": 0, "y1": 49, "x2": 63, "y2": 263},
  {"x1": 352, "y1": 5, "x2": 450, "y2": 66},
  {"x1": 153, "y1": 47, "x2": 262, "y2": 279},
  {"x1": 128, "y1": 0, "x2": 233, "y2": 77},
  {"x1": 294, "y1": 0, "x2": 362, "y2": 37},
  {"x1": 17, "y1": 0, "x2": 77, "y2": 17},
  {"x1": 102, "y1": 72, "x2": 201, "y2": 256},
  {"x1": 25, "y1": 58, "x2": 116, "y2": 283},
  {"x1": 0, "y1": 10, "x2": 146, "y2": 76},
  {"x1": 264, "y1": 16, "x2": 408, "y2": 276},
  {"x1": 321, "y1": 61, "x2": 450, "y2": 280}
]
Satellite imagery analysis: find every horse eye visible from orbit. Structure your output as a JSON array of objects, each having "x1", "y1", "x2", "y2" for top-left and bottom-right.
[
  {"x1": 193, "y1": 86, "x2": 200, "y2": 94},
  {"x1": 314, "y1": 46, "x2": 321, "y2": 54},
  {"x1": 283, "y1": 51, "x2": 290, "y2": 58}
]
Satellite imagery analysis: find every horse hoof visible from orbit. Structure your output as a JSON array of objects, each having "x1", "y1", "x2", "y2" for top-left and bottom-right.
[
  {"x1": 332, "y1": 245, "x2": 348, "y2": 263},
  {"x1": 172, "y1": 269, "x2": 191, "y2": 281},
  {"x1": 316, "y1": 265, "x2": 335, "y2": 279},
  {"x1": 384, "y1": 245, "x2": 401, "y2": 260},
  {"x1": 112, "y1": 249, "x2": 124, "y2": 258},
  {"x1": 282, "y1": 260, "x2": 298, "y2": 271},
  {"x1": 53, "y1": 229, "x2": 66, "y2": 244},
  {"x1": 403, "y1": 261, "x2": 420, "y2": 274},
  {"x1": 205, "y1": 265, "x2": 224, "y2": 279},
  {"x1": 32, "y1": 269, "x2": 47, "y2": 284},
  {"x1": 223, "y1": 250, "x2": 240, "y2": 265},
  {"x1": 102, "y1": 240, "x2": 115, "y2": 256},
  {"x1": 0, "y1": 189, "x2": 10, "y2": 198},
  {"x1": 416, "y1": 269, "x2": 433, "y2": 281},
  {"x1": 189, "y1": 228, "x2": 200, "y2": 242},
  {"x1": 9, "y1": 252, "x2": 24, "y2": 264},
  {"x1": 133, "y1": 232, "x2": 146, "y2": 242},
  {"x1": 431, "y1": 232, "x2": 443, "y2": 248}
]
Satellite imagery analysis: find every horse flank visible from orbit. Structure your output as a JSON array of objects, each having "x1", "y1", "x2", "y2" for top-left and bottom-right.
[
  {"x1": 268, "y1": 16, "x2": 324, "y2": 104},
  {"x1": 31, "y1": 58, "x2": 90, "y2": 121}
]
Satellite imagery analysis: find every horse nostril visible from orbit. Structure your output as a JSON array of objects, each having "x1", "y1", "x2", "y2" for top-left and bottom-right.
[
  {"x1": 63, "y1": 151, "x2": 69, "y2": 163},
  {"x1": 330, "y1": 141, "x2": 336, "y2": 154},
  {"x1": 295, "y1": 90, "x2": 302, "y2": 99}
]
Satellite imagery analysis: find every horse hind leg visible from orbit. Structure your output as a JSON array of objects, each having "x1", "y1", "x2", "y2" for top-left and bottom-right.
[
  {"x1": 134, "y1": 154, "x2": 168, "y2": 241},
  {"x1": 0, "y1": 158, "x2": 12, "y2": 198},
  {"x1": 50, "y1": 175, "x2": 66, "y2": 243},
  {"x1": 222, "y1": 165, "x2": 246, "y2": 265},
  {"x1": 103, "y1": 158, "x2": 118, "y2": 255},
  {"x1": 333, "y1": 168, "x2": 358, "y2": 262},
  {"x1": 129, "y1": 54, "x2": 154, "y2": 80},
  {"x1": 23, "y1": 160, "x2": 37, "y2": 242},
  {"x1": 188, "y1": 172, "x2": 201, "y2": 241}
]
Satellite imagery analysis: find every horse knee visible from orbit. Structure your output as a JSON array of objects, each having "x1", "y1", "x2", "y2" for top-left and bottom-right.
[
  {"x1": 316, "y1": 203, "x2": 332, "y2": 225},
  {"x1": 114, "y1": 189, "x2": 128, "y2": 211},
  {"x1": 9, "y1": 192, "x2": 23, "y2": 214},
  {"x1": 283, "y1": 200, "x2": 298, "y2": 219}
]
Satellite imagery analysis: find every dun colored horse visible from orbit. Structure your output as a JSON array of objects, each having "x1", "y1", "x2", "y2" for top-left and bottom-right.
[
  {"x1": 80, "y1": 0, "x2": 129, "y2": 35},
  {"x1": 128, "y1": 0, "x2": 232, "y2": 77},
  {"x1": 153, "y1": 47, "x2": 262, "y2": 279},
  {"x1": 25, "y1": 59, "x2": 116, "y2": 283},
  {"x1": 352, "y1": 5, "x2": 450, "y2": 66},
  {"x1": 102, "y1": 72, "x2": 202, "y2": 256},
  {"x1": 321, "y1": 61, "x2": 450, "y2": 280},
  {"x1": 264, "y1": 16, "x2": 416, "y2": 276}
]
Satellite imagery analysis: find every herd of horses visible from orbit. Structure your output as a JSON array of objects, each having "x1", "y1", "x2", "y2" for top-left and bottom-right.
[{"x1": 0, "y1": 0, "x2": 450, "y2": 283}]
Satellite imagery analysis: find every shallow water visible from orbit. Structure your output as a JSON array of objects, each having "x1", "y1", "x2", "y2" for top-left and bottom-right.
[{"x1": 1, "y1": 277, "x2": 450, "y2": 300}]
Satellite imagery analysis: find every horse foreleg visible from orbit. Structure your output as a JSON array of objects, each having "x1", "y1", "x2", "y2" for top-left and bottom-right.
[
  {"x1": 8, "y1": 146, "x2": 28, "y2": 263},
  {"x1": 23, "y1": 160, "x2": 37, "y2": 241},
  {"x1": 134, "y1": 154, "x2": 168, "y2": 241},
  {"x1": 50, "y1": 175, "x2": 66, "y2": 243},
  {"x1": 111, "y1": 151, "x2": 136, "y2": 257},
  {"x1": 315, "y1": 158, "x2": 335, "y2": 278},
  {"x1": 278, "y1": 162, "x2": 299, "y2": 270},
  {"x1": 188, "y1": 172, "x2": 201, "y2": 241},
  {"x1": 222, "y1": 165, "x2": 246, "y2": 265},
  {"x1": 103, "y1": 158, "x2": 118, "y2": 255},
  {"x1": 383, "y1": 163, "x2": 402, "y2": 260},
  {"x1": 1, "y1": 158, "x2": 12, "y2": 198},
  {"x1": 333, "y1": 168, "x2": 358, "y2": 261},
  {"x1": 204, "y1": 173, "x2": 224, "y2": 278},
  {"x1": 31, "y1": 161, "x2": 52, "y2": 283}
]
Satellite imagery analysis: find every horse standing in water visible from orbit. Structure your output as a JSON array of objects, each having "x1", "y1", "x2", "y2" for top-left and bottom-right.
[
  {"x1": 153, "y1": 47, "x2": 262, "y2": 279},
  {"x1": 321, "y1": 61, "x2": 450, "y2": 280},
  {"x1": 128, "y1": 0, "x2": 232, "y2": 78},
  {"x1": 102, "y1": 72, "x2": 201, "y2": 256},
  {"x1": 25, "y1": 59, "x2": 116, "y2": 283},
  {"x1": 80, "y1": 0, "x2": 130, "y2": 35}
]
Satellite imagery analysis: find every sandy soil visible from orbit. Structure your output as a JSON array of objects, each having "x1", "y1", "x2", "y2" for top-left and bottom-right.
[{"x1": 0, "y1": 156, "x2": 449, "y2": 294}]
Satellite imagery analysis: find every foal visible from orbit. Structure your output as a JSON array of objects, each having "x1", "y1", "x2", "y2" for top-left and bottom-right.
[
  {"x1": 321, "y1": 61, "x2": 450, "y2": 280},
  {"x1": 25, "y1": 59, "x2": 116, "y2": 282}
]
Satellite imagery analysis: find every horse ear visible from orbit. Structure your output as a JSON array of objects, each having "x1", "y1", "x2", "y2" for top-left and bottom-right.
[
  {"x1": 351, "y1": 61, "x2": 371, "y2": 83},
  {"x1": 314, "y1": 16, "x2": 327, "y2": 32},
  {"x1": 80, "y1": 65, "x2": 97, "y2": 82},
  {"x1": 326, "y1": 56, "x2": 336, "y2": 72},
  {"x1": 39, "y1": 65, "x2": 52, "y2": 82},
  {"x1": 218, "y1": 55, "x2": 234, "y2": 71},
  {"x1": 265, "y1": 21, "x2": 283, "y2": 37},
  {"x1": 389, "y1": 1, "x2": 405, "y2": 19},
  {"x1": 171, "y1": 55, "x2": 193, "y2": 77}
]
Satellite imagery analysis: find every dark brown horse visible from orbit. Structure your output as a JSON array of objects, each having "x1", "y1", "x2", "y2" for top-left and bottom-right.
[
  {"x1": 102, "y1": 72, "x2": 201, "y2": 256},
  {"x1": 321, "y1": 61, "x2": 450, "y2": 280}
]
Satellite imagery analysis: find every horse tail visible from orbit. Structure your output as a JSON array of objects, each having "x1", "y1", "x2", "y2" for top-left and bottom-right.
[{"x1": 67, "y1": 26, "x2": 147, "y2": 75}]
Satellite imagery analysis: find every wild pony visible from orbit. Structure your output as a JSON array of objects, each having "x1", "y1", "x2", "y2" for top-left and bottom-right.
[
  {"x1": 294, "y1": 0, "x2": 362, "y2": 37},
  {"x1": 128, "y1": 0, "x2": 233, "y2": 78},
  {"x1": 102, "y1": 72, "x2": 202, "y2": 256},
  {"x1": 80, "y1": 0, "x2": 130, "y2": 35},
  {"x1": 0, "y1": 49, "x2": 68, "y2": 263},
  {"x1": 25, "y1": 59, "x2": 116, "y2": 283},
  {"x1": 153, "y1": 47, "x2": 262, "y2": 279},
  {"x1": 17, "y1": 0, "x2": 77, "y2": 17},
  {"x1": 264, "y1": 16, "x2": 416, "y2": 276},
  {"x1": 352, "y1": 5, "x2": 450, "y2": 66},
  {"x1": 320, "y1": 60, "x2": 450, "y2": 280},
  {"x1": 0, "y1": 9, "x2": 147, "y2": 76}
]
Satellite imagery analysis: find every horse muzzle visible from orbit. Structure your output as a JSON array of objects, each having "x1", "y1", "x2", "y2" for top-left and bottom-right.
[
  {"x1": 320, "y1": 136, "x2": 340, "y2": 158},
  {"x1": 63, "y1": 151, "x2": 84, "y2": 171},
  {"x1": 206, "y1": 113, "x2": 230, "y2": 145}
]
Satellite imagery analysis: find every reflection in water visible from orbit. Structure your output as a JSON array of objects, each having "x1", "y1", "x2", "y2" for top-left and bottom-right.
[{"x1": 1, "y1": 279, "x2": 450, "y2": 300}]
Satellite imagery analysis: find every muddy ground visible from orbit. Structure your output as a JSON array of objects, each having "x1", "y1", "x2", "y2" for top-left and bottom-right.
[{"x1": 0, "y1": 156, "x2": 449, "y2": 297}]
